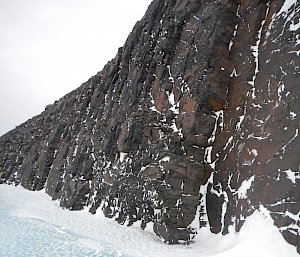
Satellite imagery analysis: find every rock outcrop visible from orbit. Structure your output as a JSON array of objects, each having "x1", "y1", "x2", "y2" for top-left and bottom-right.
[
  {"x1": 207, "y1": 0, "x2": 300, "y2": 250},
  {"x1": 0, "y1": 0, "x2": 299, "y2": 252}
]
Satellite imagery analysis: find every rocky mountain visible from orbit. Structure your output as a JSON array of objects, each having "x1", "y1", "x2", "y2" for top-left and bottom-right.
[{"x1": 0, "y1": 0, "x2": 299, "y2": 252}]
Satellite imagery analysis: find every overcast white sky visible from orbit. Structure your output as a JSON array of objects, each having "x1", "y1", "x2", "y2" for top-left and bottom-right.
[{"x1": 0, "y1": 0, "x2": 152, "y2": 136}]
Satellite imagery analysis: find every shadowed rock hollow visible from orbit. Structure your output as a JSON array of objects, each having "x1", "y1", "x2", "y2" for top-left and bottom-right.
[{"x1": 0, "y1": 0, "x2": 299, "y2": 252}]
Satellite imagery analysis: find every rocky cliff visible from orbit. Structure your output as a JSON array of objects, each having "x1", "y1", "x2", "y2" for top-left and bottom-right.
[{"x1": 0, "y1": 0, "x2": 299, "y2": 252}]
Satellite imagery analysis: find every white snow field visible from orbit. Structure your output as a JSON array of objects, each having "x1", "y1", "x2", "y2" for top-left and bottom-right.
[{"x1": 0, "y1": 184, "x2": 298, "y2": 257}]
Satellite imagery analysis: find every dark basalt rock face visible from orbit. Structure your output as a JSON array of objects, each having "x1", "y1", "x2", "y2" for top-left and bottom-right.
[
  {"x1": 0, "y1": 0, "x2": 299, "y2": 251},
  {"x1": 206, "y1": 0, "x2": 300, "y2": 251}
]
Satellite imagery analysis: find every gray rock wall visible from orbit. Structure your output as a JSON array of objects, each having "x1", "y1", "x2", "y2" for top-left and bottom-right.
[
  {"x1": 208, "y1": 0, "x2": 300, "y2": 251},
  {"x1": 0, "y1": 0, "x2": 299, "y2": 251}
]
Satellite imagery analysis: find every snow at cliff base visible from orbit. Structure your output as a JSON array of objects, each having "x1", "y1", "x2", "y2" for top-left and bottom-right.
[{"x1": 0, "y1": 184, "x2": 298, "y2": 257}]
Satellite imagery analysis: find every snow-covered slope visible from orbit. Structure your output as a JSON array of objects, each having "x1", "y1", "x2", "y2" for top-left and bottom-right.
[{"x1": 0, "y1": 184, "x2": 298, "y2": 257}]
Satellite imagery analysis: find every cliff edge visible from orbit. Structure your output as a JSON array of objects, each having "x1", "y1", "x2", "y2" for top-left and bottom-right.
[{"x1": 0, "y1": 0, "x2": 299, "y2": 252}]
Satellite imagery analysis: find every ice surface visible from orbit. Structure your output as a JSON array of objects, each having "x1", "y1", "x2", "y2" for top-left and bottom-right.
[
  {"x1": 282, "y1": 169, "x2": 300, "y2": 184},
  {"x1": 235, "y1": 114, "x2": 245, "y2": 131},
  {"x1": 119, "y1": 152, "x2": 127, "y2": 163},
  {"x1": 237, "y1": 175, "x2": 255, "y2": 199},
  {"x1": 270, "y1": 0, "x2": 299, "y2": 41},
  {"x1": 276, "y1": 0, "x2": 298, "y2": 18},
  {"x1": 0, "y1": 185, "x2": 298, "y2": 257}
]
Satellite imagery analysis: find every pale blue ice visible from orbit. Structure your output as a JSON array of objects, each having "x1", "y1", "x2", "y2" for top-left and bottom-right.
[{"x1": 0, "y1": 199, "x2": 131, "y2": 257}]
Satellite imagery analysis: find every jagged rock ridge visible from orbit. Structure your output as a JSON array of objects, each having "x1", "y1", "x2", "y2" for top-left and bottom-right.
[{"x1": 0, "y1": 0, "x2": 299, "y2": 252}]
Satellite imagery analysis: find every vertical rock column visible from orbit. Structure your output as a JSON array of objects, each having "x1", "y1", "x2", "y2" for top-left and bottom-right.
[{"x1": 207, "y1": 0, "x2": 300, "y2": 252}]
